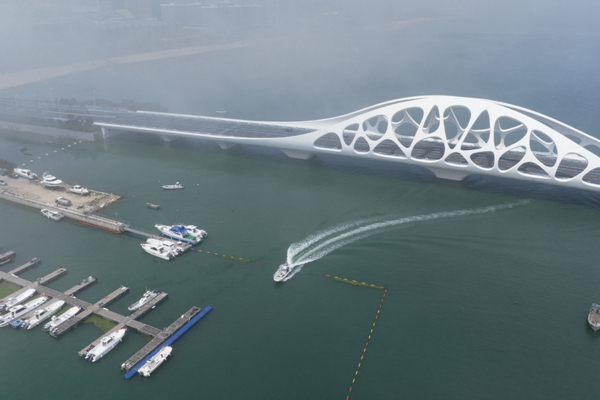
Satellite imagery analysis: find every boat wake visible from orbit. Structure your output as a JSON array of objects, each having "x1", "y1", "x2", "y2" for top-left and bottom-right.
[{"x1": 281, "y1": 200, "x2": 530, "y2": 281}]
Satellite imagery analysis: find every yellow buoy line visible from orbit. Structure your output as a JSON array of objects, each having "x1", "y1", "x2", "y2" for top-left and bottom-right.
[
  {"x1": 315, "y1": 273, "x2": 386, "y2": 290},
  {"x1": 190, "y1": 248, "x2": 251, "y2": 263}
]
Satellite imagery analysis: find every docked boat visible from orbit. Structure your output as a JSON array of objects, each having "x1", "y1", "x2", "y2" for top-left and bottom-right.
[
  {"x1": 588, "y1": 303, "x2": 600, "y2": 331},
  {"x1": 85, "y1": 327, "x2": 127, "y2": 362},
  {"x1": 43, "y1": 306, "x2": 80, "y2": 332},
  {"x1": 147, "y1": 238, "x2": 185, "y2": 255},
  {"x1": 0, "y1": 250, "x2": 16, "y2": 266},
  {"x1": 138, "y1": 346, "x2": 173, "y2": 377},
  {"x1": 128, "y1": 290, "x2": 160, "y2": 312},
  {"x1": 141, "y1": 243, "x2": 175, "y2": 260},
  {"x1": 162, "y1": 182, "x2": 184, "y2": 190},
  {"x1": 0, "y1": 296, "x2": 48, "y2": 327},
  {"x1": 41, "y1": 208, "x2": 64, "y2": 221},
  {"x1": 40, "y1": 172, "x2": 63, "y2": 188},
  {"x1": 155, "y1": 224, "x2": 201, "y2": 245},
  {"x1": 273, "y1": 263, "x2": 294, "y2": 282},
  {"x1": 24, "y1": 300, "x2": 65, "y2": 330},
  {"x1": 69, "y1": 185, "x2": 90, "y2": 195},
  {"x1": 0, "y1": 288, "x2": 36, "y2": 311},
  {"x1": 13, "y1": 168, "x2": 37, "y2": 180},
  {"x1": 147, "y1": 203, "x2": 160, "y2": 210},
  {"x1": 182, "y1": 225, "x2": 208, "y2": 241}
]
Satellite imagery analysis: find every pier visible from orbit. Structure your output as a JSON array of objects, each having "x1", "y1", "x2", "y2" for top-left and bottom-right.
[{"x1": 0, "y1": 252, "x2": 210, "y2": 373}]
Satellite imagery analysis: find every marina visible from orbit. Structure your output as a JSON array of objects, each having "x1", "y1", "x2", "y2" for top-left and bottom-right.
[{"x1": 0, "y1": 251, "x2": 211, "y2": 373}]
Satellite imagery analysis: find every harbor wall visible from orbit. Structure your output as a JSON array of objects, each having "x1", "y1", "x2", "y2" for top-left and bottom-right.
[{"x1": 0, "y1": 120, "x2": 102, "y2": 142}]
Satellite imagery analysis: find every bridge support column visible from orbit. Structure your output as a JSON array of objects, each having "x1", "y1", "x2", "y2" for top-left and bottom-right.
[
  {"x1": 159, "y1": 135, "x2": 177, "y2": 142},
  {"x1": 427, "y1": 167, "x2": 470, "y2": 181},
  {"x1": 101, "y1": 127, "x2": 123, "y2": 140},
  {"x1": 281, "y1": 149, "x2": 315, "y2": 160},
  {"x1": 216, "y1": 141, "x2": 237, "y2": 150}
]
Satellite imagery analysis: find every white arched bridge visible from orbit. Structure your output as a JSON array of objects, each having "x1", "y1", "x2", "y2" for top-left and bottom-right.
[{"x1": 95, "y1": 96, "x2": 600, "y2": 193}]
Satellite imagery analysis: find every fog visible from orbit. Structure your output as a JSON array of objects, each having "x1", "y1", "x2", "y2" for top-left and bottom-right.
[{"x1": 0, "y1": 0, "x2": 599, "y2": 126}]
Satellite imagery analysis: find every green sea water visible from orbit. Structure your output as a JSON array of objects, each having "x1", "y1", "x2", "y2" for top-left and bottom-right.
[{"x1": 1, "y1": 17, "x2": 600, "y2": 400}]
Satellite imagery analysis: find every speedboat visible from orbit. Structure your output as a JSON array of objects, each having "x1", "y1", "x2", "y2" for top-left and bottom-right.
[
  {"x1": 0, "y1": 288, "x2": 36, "y2": 311},
  {"x1": 0, "y1": 296, "x2": 48, "y2": 327},
  {"x1": 41, "y1": 208, "x2": 64, "y2": 221},
  {"x1": 141, "y1": 243, "x2": 175, "y2": 260},
  {"x1": 13, "y1": 168, "x2": 37, "y2": 180},
  {"x1": 44, "y1": 306, "x2": 80, "y2": 332},
  {"x1": 155, "y1": 224, "x2": 201, "y2": 245},
  {"x1": 40, "y1": 172, "x2": 63, "y2": 188},
  {"x1": 273, "y1": 263, "x2": 294, "y2": 282},
  {"x1": 147, "y1": 238, "x2": 185, "y2": 255},
  {"x1": 85, "y1": 327, "x2": 127, "y2": 362},
  {"x1": 69, "y1": 185, "x2": 89, "y2": 195},
  {"x1": 182, "y1": 225, "x2": 208, "y2": 240},
  {"x1": 25, "y1": 300, "x2": 65, "y2": 330},
  {"x1": 162, "y1": 182, "x2": 184, "y2": 190},
  {"x1": 128, "y1": 290, "x2": 160, "y2": 312},
  {"x1": 138, "y1": 346, "x2": 172, "y2": 377}
]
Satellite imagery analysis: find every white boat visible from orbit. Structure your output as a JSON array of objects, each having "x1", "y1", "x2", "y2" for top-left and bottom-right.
[
  {"x1": 13, "y1": 168, "x2": 37, "y2": 180},
  {"x1": 138, "y1": 346, "x2": 173, "y2": 377},
  {"x1": 44, "y1": 306, "x2": 80, "y2": 332},
  {"x1": 182, "y1": 225, "x2": 208, "y2": 241},
  {"x1": 162, "y1": 182, "x2": 184, "y2": 190},
  {"x1": 40, "y1": 172, "x2": 63, "y2": 188},
  {"x1": 141, "y1": 243, "x2": 175, "y2": 260},
  {"x1": 41, "y1": 208, "x2": 64, "y2": 221},
  {"x1": 0, "y1": 288, "x2": 36, "y2": 311},
  {"x1": 147, "y1": 238, "x2": 185, "y2": 255},
  {"x1": 273, "y1": 263, "x2": 295, "y2": 282},
  {"x1": 85, "y1": 327, "x2": 127, "y2": 362},
  {"x1": 0, "y1": 296, "x2": 48, "y2": 327},
  {"x1": 155, "y1": 224, "x2": 201, "y2": 245},
  {"x1": 69, "y1": 185, "x2": 90, "y2": 195},
  {"x1": 24, "y1": 300, "x2": 65, "y2": 330},
  {"x1": 128, "y1": 290, "x2": 160, "y2": 312}
]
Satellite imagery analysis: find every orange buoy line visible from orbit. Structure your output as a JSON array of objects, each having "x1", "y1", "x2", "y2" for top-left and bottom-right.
[
  {"x1": 190, "y1": 248, "x2": 250, "y2": 263},
  {"x1": 346, "y1": 288, "x2": 388, "y2": 399}
]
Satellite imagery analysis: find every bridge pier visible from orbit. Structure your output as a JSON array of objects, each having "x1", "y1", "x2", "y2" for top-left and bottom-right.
[
  {"x1": 281, "y1": 149, "x2": 315, "y2": 160},
  {"x1": 216, "y1": 141, "x2": 237, "y2": 150},
  {"x1": 427, "y1": 167, "x2": 470, "y2": 181}
]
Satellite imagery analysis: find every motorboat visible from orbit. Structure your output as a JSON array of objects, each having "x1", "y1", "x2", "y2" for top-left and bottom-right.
[
  {"x1": 155, "y1": 224, "x2": 201, "y2": 245},
  {"x1": 24, "y1": 300, "x2": 65, "y2": 330},
  {"x1": 41, "y1": 208, "x2": 64, "y2": 221},
  {"x1": 181, "y1": 225, "x2": 208, "y2": 241},
  {"x1": 69, "y1": 185, "x2": 90, "y2": 195},
  {"x1": 13, "y1": 168, "x2": 37, "y2": 180},
  {"x1": 85, "y1": 327, "x2": 127, "y2": 362},
  {"x1": 141, "y1": 243, "x2": 175, "y2": 260},
  {"x1": 162, "y1": 182, "x2": 184, "y2": 190},
  {"x1": 0, "y1": 296, "x2": 48, "y2": 327},
  {"x1": 44, "y1": 306, "x2": 80, "y2": 332},
  {"x1": 147, "y1": 203, "x2": 160, "y2": 210},
  {"x1": 146, "y1": 238, "x2": 185, "y2": 255},
  {"x1": 128, "y1": 290, "x2": 160, "y2": 312},
  {"x1": 0, "y1": 288, "x2": 36, "y2": 311},
  {"x1": 138, "y1": 346, "x2": 173, "y2": 377},
  {"x1": 273, "y1": 263, "x2": 294, "y2": 282},
  {"x1": 40, "y1": 172, "x2": 63, "y2": 188}
]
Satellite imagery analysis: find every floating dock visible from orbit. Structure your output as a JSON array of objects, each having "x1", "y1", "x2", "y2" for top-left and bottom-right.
[{"x1": 0, "y1": 251, "x2": 210, "y2": 373}]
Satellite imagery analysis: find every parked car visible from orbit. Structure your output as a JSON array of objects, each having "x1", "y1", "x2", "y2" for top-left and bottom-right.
[
  {"x1": 0, "y1": 168, "x2": 8, "y2": 176},
  {"x1": 7, "y1": 173, "x2": 19, "y2": 179},
  {"x1": 55, "y1": 197, "x2": 72, "y2": 206},
  {"x1": 0, "y1": 180, "x2": 6, "y2": 186}
]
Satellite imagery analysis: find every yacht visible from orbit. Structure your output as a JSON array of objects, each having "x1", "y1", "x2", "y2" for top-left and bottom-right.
[
  {"x1": 24, "y1": 300, "x2": 65, "y2": 330},
  {"x1": 85, "y1": 327, "x2": 127, "y2": 362},
  {"x1": 141, "y1": 243, "x2": 175, "y2": 260},
  {"x1": 273, "y1": 263, "x2": 294, "y2": 282},
  {"x1": 147, "y1": 238, "x2": 185, "y2": 255},
  {"x1": 0, "y1": 296, "x2": 48, "y2": 327},
  {"x1": 13, "y1": 168, "x2": 37, "y2": 180},
  {"x1": 182, "y1": 225, "x2": 208, "y2": 241},
  {"x1": 0, "y1": 288, "x2": 36, "y2": 311},
  {"x1": 44, "y1": 306, "x2": 80, "y2": 332},
  {"x1": 138, "y1": 346, "x2": 173, "y2": 377},
  {"x1": 155, "y1": 224, "x2": 201, "y2": 245},
  {"x1": 162, "y1": 182, "x2": 184, "y2": 190},
  {"x1": 40, "y1": 172, "x2": 63, "y2": 188},
  {"x1": 128, "y1": 290, "x2": 160, "y2": 312},
  {"x1": 69, "y1": 185, "x2": 90, "y2": 195},
  {"x1": 41, "y1": 208, "x2": 64, "y2": 221}
]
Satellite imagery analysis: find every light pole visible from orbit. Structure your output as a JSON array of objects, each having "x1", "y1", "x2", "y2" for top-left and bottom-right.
[
  {"x1": 93, "y1": 90, "x2": 96, "y2": 107},
  {"x1": 56, "y1": 97, "x2": 62, "y2": 118}
]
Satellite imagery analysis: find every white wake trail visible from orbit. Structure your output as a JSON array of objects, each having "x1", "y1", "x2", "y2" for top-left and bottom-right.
[{"x1": 282, "y1": 200, "x2": 529, "y2": 277}]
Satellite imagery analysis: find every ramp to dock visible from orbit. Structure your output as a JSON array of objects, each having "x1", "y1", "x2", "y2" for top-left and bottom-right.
[{"x1": 122, "y1": 306, "x2": 212, "y2": 378}]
